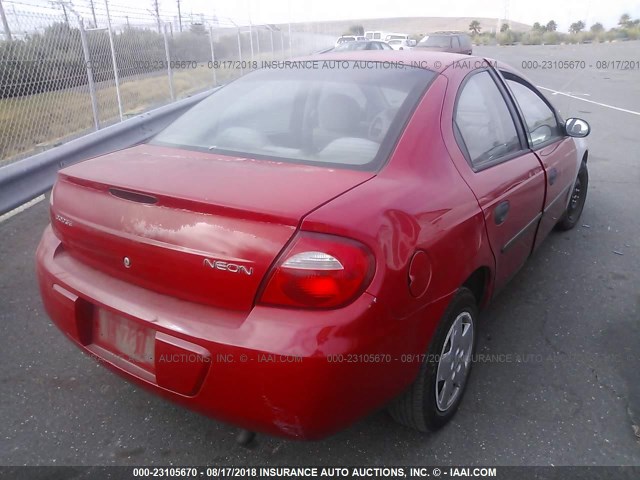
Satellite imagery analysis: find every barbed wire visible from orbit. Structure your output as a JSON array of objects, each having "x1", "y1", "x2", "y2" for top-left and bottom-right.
[{"x1": 3, "y1": 0, "x2": 255, "y2": 31}]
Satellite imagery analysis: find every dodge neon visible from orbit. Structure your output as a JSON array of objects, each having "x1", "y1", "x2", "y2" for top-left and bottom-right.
[{"x1": 37, "y1": 50, "x2": 590, "y2": 439}]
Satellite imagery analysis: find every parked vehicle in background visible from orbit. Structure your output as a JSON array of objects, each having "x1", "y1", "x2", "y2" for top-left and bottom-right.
[
  {"x1": 385, "y1": 33, "x2": 410, "y2": 41},
  {"x1": 335, "y1": 35, "x2": 365, "y2": 47},
  {"x1": 417, "y1": 31, "x2": 473, "y2": 55},
  {"x1": 388, "y1": 39, "x2": 416, "y2": 50},
  {"x1": 333, "y1": 40, "x2": 393, "y2": 52},
  {"x1": 364, "y1": 30, "x2": 387, "y2": 40}
]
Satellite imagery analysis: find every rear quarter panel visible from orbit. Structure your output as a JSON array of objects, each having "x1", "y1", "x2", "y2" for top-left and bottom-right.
[{"x1": 300, "y1": 74, "x2": 495, "y2": 382}]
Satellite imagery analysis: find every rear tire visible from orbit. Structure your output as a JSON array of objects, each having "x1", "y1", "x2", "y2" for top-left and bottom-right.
[
  {"x1": 556, "y1": 162, "x2": 588, "y2": 231},
  {"x1": 388, "y1": 288, "x2": 477, "y2": 432}
]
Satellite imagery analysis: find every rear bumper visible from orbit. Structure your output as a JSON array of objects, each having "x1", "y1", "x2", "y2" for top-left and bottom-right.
[{"x1": 37, "y1": 226, "x2": 451, "y2": 439}]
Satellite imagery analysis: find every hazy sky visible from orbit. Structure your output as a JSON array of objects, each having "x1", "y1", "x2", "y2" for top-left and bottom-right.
[
  {"x1": 190, "y1": 0, "x2": 640, "y2": 32},
  {"x1": 5, "y1": 0, "x2": 639, "y2": 33}
]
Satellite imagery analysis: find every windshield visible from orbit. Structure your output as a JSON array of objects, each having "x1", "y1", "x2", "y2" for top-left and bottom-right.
[
  {"x1": 152, "y1": 64, "x2": 436, "y2": 170},
  {"x1": 419, "y1": 35, "x2": 452, "y2": 48}
]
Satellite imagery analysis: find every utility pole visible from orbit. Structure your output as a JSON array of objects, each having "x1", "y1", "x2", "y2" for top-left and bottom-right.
[
  {"x1": 504, "y1": 0, "x2": 510, "y2": 29},
  {"x1": 287, "y1": 0, "x2": 292, "y2": 58},
  {"x1": 104, "y1": 0, "x2": 123, "y2": 121},
  {"x1": 61, "y1": 2, "x2": 69, "y2": 27},
  {"x1": 248, "y1": 18, "x2": 254, "y2": 61},
  {"x1": 0, "y1": 0, "x2": 13, "y2": 41},
  {"x1": 88, "y1": 0, "x2": 98, "y2": 27},
  {"x1": 152, "y1": 0, "x2": 161, "y2": 34},
  {"x1": 176, "y1": 0, "x2": 182, "y2": 32}
]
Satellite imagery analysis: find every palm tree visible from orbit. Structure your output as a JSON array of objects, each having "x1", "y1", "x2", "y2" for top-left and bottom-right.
[
  {"x1": 468, "y1": 20, "x2": 481, "y2": 36},
  {"x1": 546, "y1": 20, "x2": 557, "y2": 32},
  {"x1": 619, "y1": 13, "x2": 631, "y2": 28},
  {"x1": 569, "y1": 21, "x2": 585, "y2": 34}
]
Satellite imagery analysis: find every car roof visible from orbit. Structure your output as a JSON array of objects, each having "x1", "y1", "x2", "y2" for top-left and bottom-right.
[
  {"x1": 428, "y1": 31, "x2": 469, "y2": 36},
  {"x1": 304, "y1": 50, "x2": 486, "y2": 73}
]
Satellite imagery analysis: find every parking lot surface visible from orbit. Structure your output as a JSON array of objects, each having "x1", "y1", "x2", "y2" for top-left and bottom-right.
[{"x1": 1, "y1": 42, "x2": 639, "y2": 466}]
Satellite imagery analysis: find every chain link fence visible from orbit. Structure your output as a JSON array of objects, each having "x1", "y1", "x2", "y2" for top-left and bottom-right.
[{"x1": 0, "y1": 0, "x2": 334, "y2": 166}]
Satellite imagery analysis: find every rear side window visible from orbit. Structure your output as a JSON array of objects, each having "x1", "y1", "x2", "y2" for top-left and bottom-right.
[
  {"x1": 503, "y1": 75, "x2": 562, "y2": 147},
  {"x1": 454, "y1": 71, "x2": 522, "y2": 168},
  {"x1": 452, "y1": 37, "x2": 460, "y2": 48}
]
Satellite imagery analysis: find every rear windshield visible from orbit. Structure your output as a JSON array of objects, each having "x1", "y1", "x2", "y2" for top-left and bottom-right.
[
  {"x1": 419, "y1": 35, "x2": 452, "y2": 48},
  {"x1": 152, "y1": 63, "x2": 436, "y2": 170}
]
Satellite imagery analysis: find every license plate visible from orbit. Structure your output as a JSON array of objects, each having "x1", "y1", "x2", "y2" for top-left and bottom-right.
[{"x1": 93, "y1": 309, "x2": 155, "y2": 370}]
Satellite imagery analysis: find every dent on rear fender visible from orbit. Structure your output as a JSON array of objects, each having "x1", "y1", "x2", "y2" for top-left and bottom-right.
[{"x1": 377, "y1": 209, "x2": 420, "y2": 270}]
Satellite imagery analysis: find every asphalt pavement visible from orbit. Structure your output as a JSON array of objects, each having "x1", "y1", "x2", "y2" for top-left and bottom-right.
[{"x1": 1, "y1": 42, "x2": 639, "y2": 467}]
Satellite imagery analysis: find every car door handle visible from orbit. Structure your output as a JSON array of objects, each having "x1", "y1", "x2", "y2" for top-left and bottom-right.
[
  {"x1": 548, "y1": 167, "x2": 558, "y2": 185},
  {"x1": 494, "y1": 200, "x2": 510, "y2": 225}
]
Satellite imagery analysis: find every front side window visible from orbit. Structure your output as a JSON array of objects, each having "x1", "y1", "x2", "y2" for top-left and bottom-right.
[
  {"x1": 454, "y1": 71, "x2": 522, "y2": 168},
  {"x1": 503, "y1": 75, "x2": 562, "y2": 147},
  {"x1": 152, "y1": 64, "x2": 436, "y2": 170}
]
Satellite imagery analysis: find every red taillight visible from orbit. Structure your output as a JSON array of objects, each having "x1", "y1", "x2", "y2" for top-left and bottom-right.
[{"x1": 258, "y1": 232, "x2": 375, "y2": 309}]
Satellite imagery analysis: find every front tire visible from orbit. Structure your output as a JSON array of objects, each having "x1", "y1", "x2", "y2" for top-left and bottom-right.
[
  {"x1": 556, "y1": 162, "x2": 588, "y2": 231},
  {"x1": 388, "y1": 288, "x2": 478, "y2": 431}
]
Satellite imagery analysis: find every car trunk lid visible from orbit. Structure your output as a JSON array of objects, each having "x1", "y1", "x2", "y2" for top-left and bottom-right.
[{"x1": 50, "y1": 144, "x2": 374, "y2": 312}]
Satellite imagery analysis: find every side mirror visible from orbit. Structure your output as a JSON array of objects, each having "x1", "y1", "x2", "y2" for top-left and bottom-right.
[
  {"x1": 531, "y1": 124, "x2": 552, "y2": 146},
  {"x1": 565, "y1": 118, "x2": 590, "y2": 138}
]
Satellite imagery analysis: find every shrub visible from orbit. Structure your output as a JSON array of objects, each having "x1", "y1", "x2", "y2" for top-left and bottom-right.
[
  {"x1": 522, "y1": 32, "x2": 543, "y2": 45},
  {"x1": 542, "y1": 31, "x2": 561, "y2": 44},
  {"x1": 497, "y1": 31, "x2": 515, "y2": 45}
]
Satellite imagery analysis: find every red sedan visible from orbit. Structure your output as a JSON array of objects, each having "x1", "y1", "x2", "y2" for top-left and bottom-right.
[{"x1": 37, "y1": 51, "x2": 590, "y2": 440}]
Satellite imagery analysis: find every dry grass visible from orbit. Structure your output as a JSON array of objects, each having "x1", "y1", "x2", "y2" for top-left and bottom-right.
[{"x1": 0, "y1": 65, "x2": 238, "y2": 165}]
